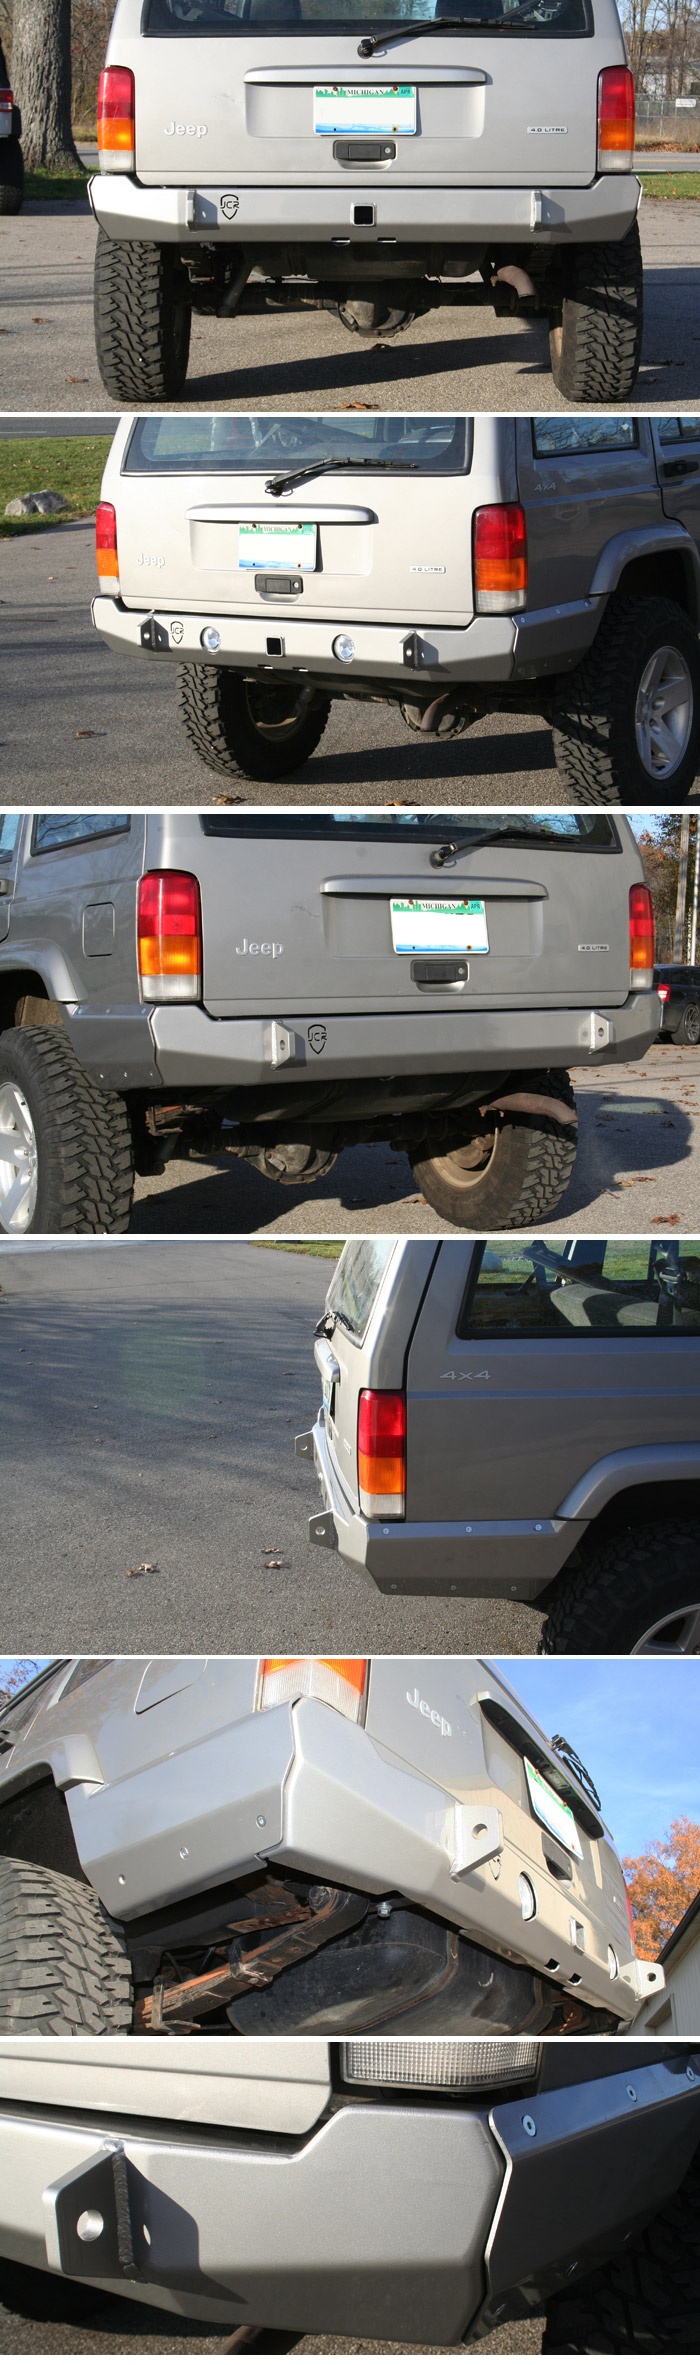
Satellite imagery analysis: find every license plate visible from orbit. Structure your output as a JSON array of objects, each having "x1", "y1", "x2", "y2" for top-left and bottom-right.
[
  {"x1": 314, "y1": 83, "x2": 416, "y2": 136},
  {"x1": 390, "y1": 897, "x2": 489, "y2": 956},
  {"x1": 524, "y1": 1758, "x2": 583, "y2": 1859},
  {"x1": 238, "y1": 521, "x2": 317, "y2": 571}
]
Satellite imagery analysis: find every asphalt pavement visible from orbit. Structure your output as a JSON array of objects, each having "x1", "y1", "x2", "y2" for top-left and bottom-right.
[
  {"x1": 0, "y1": 517, "x2": 629, "y2": 804},
  {"x1": 0, "y1": 194, "x2": 697, "y2": 413},
  {"x1": 0, "y1": 1239, "x2": 544, "y2": 1656}
]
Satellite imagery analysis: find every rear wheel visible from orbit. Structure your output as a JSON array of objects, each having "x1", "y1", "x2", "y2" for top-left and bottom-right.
[
  {"x1": 551, "y1": 594, "x2": 700, "y2": 805},
  {"x1": 411, "y1": 1069, "x2": 577, "y2": 1228},
  {"x1": 540, "y1": 1519, "x2": 700, "y2": 1654},
  {"x1": 0, "y1": 1026, "x2": 134, "y2": 1234},
  {"x1": 0, "y1": 1858, "x2": 133, "y2": 2035},
  {"x1": 543, "y1": 2145, "x2": 700, "y2": 2352},
  {"x1": 0, "y1": 137, "x2": 24, "y2": 213},
  {"x1": 548, "y1": 220, "x2": 643, "y2": 402},
  {"x1": 177, "y1": 666, "x2": 332, "y2": 781},
  {"x1": 677, "y1": 1000, "x2": 700, "y2": 1046},
  {"x1": 94, "y1": 230, "x2": 191, "y2": 401}
]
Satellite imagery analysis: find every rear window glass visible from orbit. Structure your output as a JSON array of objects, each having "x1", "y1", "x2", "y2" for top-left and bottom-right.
[
  {"x1": 0, "y1": 814, "x2": 20, "y2": 865},
  {"x1": 458, "y1": 1239, "x2": 700, "y2": 1337},
  {"x1": 201, "y1": 811, "x2": 619, "y2": 848},
  {"x1": 145, "y1": 0, "x2": 591, "y2": 35},
  {"x1": 328, "y1": 1239, "x2": 396, "y2": 1341},
  {"x1": 32, "y1": 816, "x2": 131, "y2": 856},
  {"x1": 124, "y1": 417, "x2": 469, "y2": 475},
  {"x1": 532, "y1": 419, "x2": 638, "y2": 456}
]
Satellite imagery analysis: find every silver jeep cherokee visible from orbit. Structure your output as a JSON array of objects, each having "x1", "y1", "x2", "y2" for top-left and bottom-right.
[
  {"x1": 93, "y1": 410, "x2": 700, "y2": 805},
  {"x1": 89, "y1": 0, "x2": 642, "y2": 405},
  {"x1": 0, "y1": 1654, "x2": 662, "y2": 2037},
  {"x1": 0, "y1": 808, "x2": 659, "y2": 1235},
  {"x1": 298, "y1": 1231, "x2": 700, "y2": 1652}
]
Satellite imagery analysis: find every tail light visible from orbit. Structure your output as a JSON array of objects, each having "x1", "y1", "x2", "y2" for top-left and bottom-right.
[
  {"x1": 95, "y1": 502, "x2": 119, "y2": 593},
  {"x1": 657, "y1": 983, "x2": 671, "y2": 1003},
  {"x1": 473, "y1": 504, "x2": 528, "y2": 614},
  {"x1": 257, "y1": 1657, "x2": 368, "y2": 1724},
  {"x1": 342, "y1": 2039, "x2": 541, "y2": 2090},
  {"x1": 137, "y1": 871, "x2": 202, "y2": 1002},
  {"x1": 358, "y1": 1390, "x2": 406, "y2": 1518},
  {"x1": 629, "y1": 882, "x2": 655, "y2": 990},
  {"x1": 97, "y1": 66, "x2": 135, "y2": 172},
  {"x1": 597, "y1": 66, "x2": 635, "y2": 173},
  {"x1": 0, "y1": 87, "x2": 13, "y2": 113}
]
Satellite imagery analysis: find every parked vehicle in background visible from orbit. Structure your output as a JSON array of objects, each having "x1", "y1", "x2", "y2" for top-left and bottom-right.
[
  {"x1": 88, "y1": 0, "x2": 643, "y2": 407},
  {"x1": 298, "y1": 1233, "x2": 700, "y2": 1654},
  {"x1": 656, "y1": 963, "x2": 700, "y2": 1047},
  {"x1": 0, "y1": 1655, "x2": 662, "y2": 2036},
  {"x1": 93, "y1": 411, "x2": 700, "y2": 804},
  {"x1": 0, "y1": 41, "x2": 23, "y2": 214},
  {"x1": 0, "y1": 808, "x2": 660, "y2": 1237},
  {"x1": 0, "y1": 2035, "x2": 698, "y2": 2352}
]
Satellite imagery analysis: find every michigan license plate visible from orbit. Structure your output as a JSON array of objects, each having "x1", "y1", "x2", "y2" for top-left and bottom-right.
[
  {"x1": 524, "y1": 1758, "x2": 583, "y2": 1859},
  {"x1": 314, "y1": 83, "x2": 416, "y2": 135},
  {"x1": 238, "y1": 521, "x2": 317, "y2": 571},
  {"x1": 390, "y1": 897, "x2": 489, "y2": 956}
]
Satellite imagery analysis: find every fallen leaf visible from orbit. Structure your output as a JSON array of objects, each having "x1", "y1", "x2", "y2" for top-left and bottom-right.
[
  {"x1": 652, "y1": 1214, "x2": 680, "y2": 1225},
  {"x1": 124, "y1": 1560, "x2": 159, "y2": 1577},
  {"x1": 263, "y1": 1557, "x2": 288, "y2": 1569},
  {"x1": 75, "y1": 729, "x2": 107, "y2": 739}
]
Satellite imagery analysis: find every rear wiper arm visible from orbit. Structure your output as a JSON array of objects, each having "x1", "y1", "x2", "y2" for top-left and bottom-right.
[
  {"x1": 358, "y1": 15, "x2": 502, "y2": 51},
  {"x1": 430, "y1": 826, "x2": 558, "y2": 868},
  {"x1": 265, "y1": 457, "x2": 419, "y2": 496}
]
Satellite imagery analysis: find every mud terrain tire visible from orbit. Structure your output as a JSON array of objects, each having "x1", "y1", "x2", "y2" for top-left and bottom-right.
[
  {"x1": 540, "y1": 1518, "x2": 700, "y2": 1654},
  {"x1": 548, "y1": 221, "x2": 643, "y2": 403},
  {"x1": 94, "y1": 231, "x2": 191, "y2": 401},
  {"x1": 551, "y1": 594, "x2": 700, "y2": 805},
  {"x1": 177, "y1": 666, "x2": 332, "y2": 781},
  {"x1": 412, "y1": 1068, "x2": 577, "y2": 1228},
  {"x1": 0, "y1": 1858, "x2": 133, "y2": 2034},
  {"x1": 543, "y1": 2144, "x2": 700, "y2": 2351},
  {"x1": 0, "y1": 1025, "x2": 134, "y2": 1234}
]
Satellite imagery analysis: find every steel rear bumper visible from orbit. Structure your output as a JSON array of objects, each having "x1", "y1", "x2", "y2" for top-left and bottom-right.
[
  {"x1": 92, "y1": 595, "x2": 517, "y2": 684},
  {"x1": 88, "y1": 170, "x2": 640, "y2": 244},
  {"x1": 0, "y1": 2058, "x2": 697, "y2": 2340}
]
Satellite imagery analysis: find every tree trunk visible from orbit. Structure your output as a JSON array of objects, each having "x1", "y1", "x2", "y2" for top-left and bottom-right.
[{"x1": 11, "y1": 0, "x2": 82, "y2": 169}]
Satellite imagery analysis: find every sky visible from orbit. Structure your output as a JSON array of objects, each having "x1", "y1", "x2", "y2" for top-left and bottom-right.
[
  {"x1": 493, "y1": 1657, "x2": 700, "y2": 1863},
  {"x1": 2, "y1": 1654, "x2": 698, "y2": 1869}
]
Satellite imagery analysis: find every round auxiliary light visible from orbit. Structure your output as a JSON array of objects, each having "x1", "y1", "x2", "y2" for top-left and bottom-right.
[
  {"x1": 200, "y1": 625, "x2": 221, "y2": 653},
  {"x1": 332, "y1": 633, "x2": 355, "y2": 664},
  {"x1": 519, "y1": 1872, "x2": 537, "y2": 1922}
]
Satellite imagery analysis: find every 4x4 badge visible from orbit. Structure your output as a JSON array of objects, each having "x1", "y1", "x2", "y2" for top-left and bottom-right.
[{"x1": 308, "y1": 1024, "x2": 327, "y2": 1055}]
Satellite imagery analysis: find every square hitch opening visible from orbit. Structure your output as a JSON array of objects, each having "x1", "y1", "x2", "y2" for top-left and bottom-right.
[{"x1": 352, "y1": 203, "x2": 376, "y2": 225}]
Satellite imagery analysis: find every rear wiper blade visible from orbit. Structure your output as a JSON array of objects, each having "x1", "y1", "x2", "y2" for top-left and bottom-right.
[
  {"x1": 430, "y1": 826, "x2": 561, "y2": 867},
  {"x1": 265, "y1": 457, "x2": 419, "y2": 496},
  {"x1": 358, "y1": 14, "x2": 503, "y2": 51}
]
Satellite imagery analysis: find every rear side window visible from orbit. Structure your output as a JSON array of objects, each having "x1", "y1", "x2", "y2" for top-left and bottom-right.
[
  {"x1": 0, "y1": 815, "x2": 20, "y2": 864},
  {"x1": 532, "y1": 420, "x2": 638, "y2": 456},
  {"x1": 124, "y1": 416, "x2": 470, "y2": 475},
  {"x1": 328, "y1": 1240, "x2": 396, "y2": 1342},
  {"x1": 145, "y1": 0, "x2": 591, "y2": 35},
  {"x1": 32, "y1": 816, "x2": 131, "y2": 856},
  {"x1": 658, "y1": 417, "x2": 700, "y2": 444},
  {"x1": 458, "y1": 1239, "x2": 700, "y2": 1336}
]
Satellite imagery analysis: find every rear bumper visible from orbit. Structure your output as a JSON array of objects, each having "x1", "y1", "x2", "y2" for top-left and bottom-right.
[
  {"x1": 66, "y1": 1692, "x2": 655, "y2": 2021},
  {"x1": 0, "y1": 2056, "x2": 696, "y2": 2339},
  {"x1": 93, "y1": 595, "x2": 517, "y2": 685},
  {"x1": 301, "y1": 1404, "x2": 589, "y2": 1602},
  {"x1": 89, "y1": 170, "x2": 640, "y2": 245},
  {"x1": 66, "y1": 994, "x2": 659, "y2": 1090}
]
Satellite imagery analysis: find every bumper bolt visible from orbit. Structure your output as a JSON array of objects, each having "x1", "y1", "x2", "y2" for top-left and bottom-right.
[
  {"x1": 522, "y1": 2115, "x2": 537, "y2": 2138},
  {"x1": 626, "y1": 2085, "x2": 637, "y2": 2101}
]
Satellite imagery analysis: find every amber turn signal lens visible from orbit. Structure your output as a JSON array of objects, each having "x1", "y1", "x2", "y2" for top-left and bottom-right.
[{"x1": 257, "y1": 1658, "x2": 368, "y2": 1723}]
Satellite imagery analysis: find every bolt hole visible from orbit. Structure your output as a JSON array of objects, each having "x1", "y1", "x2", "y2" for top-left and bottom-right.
[{"x1": 76, "y1": 2210, "x2": 104, "y2": 2244}]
